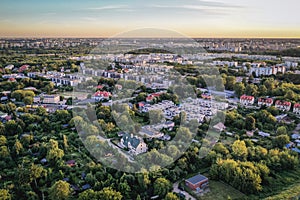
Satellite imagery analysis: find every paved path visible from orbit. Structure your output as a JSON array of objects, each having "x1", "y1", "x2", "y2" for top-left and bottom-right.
[{"x1": 172, "y1": 182, "x2": 196, "y2": 200}]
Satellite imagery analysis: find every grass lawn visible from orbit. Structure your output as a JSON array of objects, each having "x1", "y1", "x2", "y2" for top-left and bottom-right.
[
  {"x1": 198, "y1": 180, "x2": 247, "y2": 200},
  {"x1": 263, "y1": 183, "x2": 300, "y2": 200},
  {"x1": 221, "y1": 136, "x2": 235, "y2": 145},
  {"x1": 206, "y1": 130, "x2": 221, "y2": 139}
]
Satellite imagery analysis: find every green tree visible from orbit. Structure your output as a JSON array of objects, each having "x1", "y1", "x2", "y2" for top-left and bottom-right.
[
  {"x1": 49, "y1": 180, "x2": 71, "y2": 200},
  {"x1": 258, "y1": 85, "x2": 267, "y2": 96},
  {"x1": 273, "y1": 135, "x2": 289, "y2": 148},
  {"x1": 0, "y1": 146, "x2": 10, "y2": 158},
  {"x1": 234, "y1": 82, "x2": 245, "y2": 97},
  {"x1": 0, "y1": 122, "x2": 5, "y2": 135},
  {"x1": 225, "y1": 76, "x2": 236, "y2": 90},
  {"x1": 245, "y1": 84, "x2": 258, "y2": 96},
  {"x1": 276, "y1": 126, "x2": 287, "y2": 135},
  {"x1": 164, "y1": 192, "x2": 179, "y2": 200},
  {"x1": 0, "y1": 189, "x2": 11, "y2": 200},
  {"x1": 149, "y1": 110, "x2": 165, "y2": 125},
  {"x1": 23, "y1": 96, "x2": 33, "y2": 105},
  {"x1": 136, "y1": 195, "x2": 141, "y2": 200},
  {"x1": 5, "y1": 120, "x2": 18, "y2": 136},
  {"x1": 154, "y1": 178, "x2": 172, "y2": 198},
  {"x1": 0, "y1": 135, "x2": 7, "y2": 146},
  {"x1": 14, "y1": 139, "x2": 23, "y2": 155},
  {"x1": 78, "y1": 189, "x2": 97, "y2": 200},
  {"x1": 245, "y1": 116, "x2": 255, "y2": 131},
  {"x1": 96, "y1": 187, "x2": 122, "y2": 200},
  {"x1": 284, "y1": 90, "x2": 297, "y2": 101},
  {"x1": 263, "y1": 79, "x2": 276, "y2": 92},
  {"x1": 47, "y1": 139, "x2": 64, "y2": 162},
  {"x1": 232, "y1": 140, "x2": 248, "y2": 160},
  {"x1": 30, "y1": 164, "x2": 45, "y2": 188}
]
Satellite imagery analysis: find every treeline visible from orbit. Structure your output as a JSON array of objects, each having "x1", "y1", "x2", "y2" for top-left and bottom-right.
[{"x1": 207, "y1": 140, "x2": 299, "y2": 194}]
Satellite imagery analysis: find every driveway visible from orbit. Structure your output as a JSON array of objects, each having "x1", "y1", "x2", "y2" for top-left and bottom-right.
[{"x1": 173, "y1": 182, "x2": 196, "y2": 200}]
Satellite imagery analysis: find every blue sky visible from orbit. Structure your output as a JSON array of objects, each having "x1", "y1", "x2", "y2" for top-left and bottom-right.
[{"x1": 0, "y1": 0, "x2": 299, "y2": 37}]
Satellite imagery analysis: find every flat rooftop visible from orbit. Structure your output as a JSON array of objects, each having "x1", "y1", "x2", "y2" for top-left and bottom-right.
[{"x1": 186, "y1": 174, "x2": 208, "y2": 185}]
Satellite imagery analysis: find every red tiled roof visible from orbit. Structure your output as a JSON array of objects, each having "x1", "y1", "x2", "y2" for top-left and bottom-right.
[
  {"x1": 146, "y1": 95, "x2": 154, "y2": 101},
  {"x1": 294, "y1": 103, "x2": 300, "y2": 108},
  {"x1": 8, "y1": 77, "x2": 16, "y2": 82},
  {"x1": 18, "y1": 65, "x2": 29, "y2": 72},
  {"x1": 275, "y1": 100, "x2": 291, "y2": 106},
  {"x1": 240, "y1": 95, "x2": 254, "y2": 101},
  {"x1": 152, "y1": 93, "x2": 161, "y2": 97},
  {"x1": 201, "y1": 93, "x2": 212, "y2": 99},
  {"x1": 138, "y1": 102, "x2": 145, "y2": 107},
  {"x1": 93, "y1": 91, "x2": 111, "y2": 97},
  {"x1": 258, "y1": 98, "x2": 273, "y2": 104}
]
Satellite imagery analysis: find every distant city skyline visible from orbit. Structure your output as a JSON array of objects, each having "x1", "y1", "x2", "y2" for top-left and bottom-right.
[{"x1": 0, "y1": 0, "x2": 300, "y2": 38}]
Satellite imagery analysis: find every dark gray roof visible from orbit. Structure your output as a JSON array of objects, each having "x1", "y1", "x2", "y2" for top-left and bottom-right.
[
  {"x1": 186, "y1": 174, "x2": 208, "y2": 185},
  {"x1": 122, "y1": 133, "x2": 141, "y2": 149}
]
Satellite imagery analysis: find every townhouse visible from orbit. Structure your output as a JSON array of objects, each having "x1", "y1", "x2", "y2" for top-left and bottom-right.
[
  {"x1": 275, "y1": 100, "x2": 291, "y2": 111},
  {"x1": 293, "y1": 103, "x2": 300, "y2": 115},
  {"x1": 258, "y1": 98, "x2": 273, "y2": 107},
  {"x1": 240, "y1": 95, "x2": 255, "y2": 106}
]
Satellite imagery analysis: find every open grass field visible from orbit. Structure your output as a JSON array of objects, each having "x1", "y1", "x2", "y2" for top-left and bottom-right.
[
  {"x1": 198, "y1": 180, "x2": 247, "y2": 200},
  {"x1": 264, "y1": 183, "x2": 300, "y2": 200}
]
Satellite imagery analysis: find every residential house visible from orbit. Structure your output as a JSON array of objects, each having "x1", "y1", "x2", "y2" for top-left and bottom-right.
[
  {"x1": 163, "y1": 121, "x2": 175, "y2": 129},
  {"x1": 5, "y1": 64, "x2": 14, "y2": 70},
  {"x1": 161, "y1": 134, "x2": 171, "y2": 141},
  {"x1": 33, "y1": 96, "x2": 41, "y2": 103},
  {"x1": 18, "y1": 65, "x2": 29, "y2": 72},
  {"x1": 92, "y1": 91, "x2": 111, "y2": 101},
  {"x1": 0, "y1": 111, "x2": 8, "y2": 121},
  {"x1": 185, "y1": 174, "x2": 209, "y2": 191},
  {"x1": 275, "y1": 100, "x2": 291, "y2": 111},
  {"x1": 213, "y1": 122, "x2": 226, "y2": 132},
  {"x1": 146, "y1": 93, "x2": 161, "y2": 103},
  {"x1": 120, "y1": 133, "x2": 148, "y2": 155},
  {"x1": 258, "y1": 131, "x2": 270, "y2": 137},
  {"x1": 139, "y1": 127, "x2": 163, "y2": 138},
  {"x1": 240, "y1": 95, "x2": 255, "y2": 106},
  {"x1": 66, "y1": 160, "x2": 76, "y2": 167},
  {"x1": 291, "y1": 134, "x2": 300, "y2": 140},
  {"x1": 201, "y1": 93, "x2": 212, "y2": 100},
  {"x1": 258, "y1": 98, "x2": 273, "y2": 107}
]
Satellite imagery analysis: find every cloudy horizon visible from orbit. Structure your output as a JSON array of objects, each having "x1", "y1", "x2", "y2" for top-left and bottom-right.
[{"x1": 0, "y1": 0, "x2": 299, "y2": 38}]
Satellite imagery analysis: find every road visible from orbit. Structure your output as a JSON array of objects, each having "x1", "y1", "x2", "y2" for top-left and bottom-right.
[{"x1": 173, "y1": 182, "x2": 196, "y2": 200}]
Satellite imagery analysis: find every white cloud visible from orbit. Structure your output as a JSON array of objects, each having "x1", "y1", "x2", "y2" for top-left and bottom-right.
[{"x1": 86, "y1": 5, "x2": 129, "y2": 10}]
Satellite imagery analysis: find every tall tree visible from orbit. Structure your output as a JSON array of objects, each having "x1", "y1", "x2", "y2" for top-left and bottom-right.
[
  {"x1": 96, "y1": 187, "x2": 122, "y2": 200},
  {"x1": 245, "y1": 116, "x2": 256, "y2": 131},
  {"x1": 153, "y1": 178, "x2": 172, "y2": 198},
  {"x1": 232, "y1": 140, "x2": 248, "y2": 160},
  {"x1": 233, "y1": 82, "x2": 245, "y2": 97},
  {"x1": 0, "y1": 189, "x2": 11, "y2": 200},
  {"x1": 49, "y1": 180, "x2": 71, "y2": 200},
  {"x1": 245, "y1": 84, "x2": 258, "y2": 96},
  {"x1": 164, "y1": 192, "x2": 179, "y2": 200}
]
